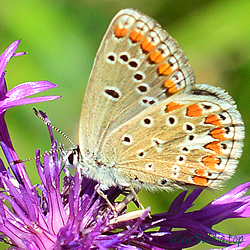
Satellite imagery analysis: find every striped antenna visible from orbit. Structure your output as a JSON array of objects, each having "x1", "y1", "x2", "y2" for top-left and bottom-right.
[
  {"x1": 33, "y1": 108, "x2": 75, "y2": 146},
  {"x1": 11, "y1": 148, "x2": 58, "y2": 165},
  {"x1": 11, "y1": 108, "x2": 75, "y2": 165}
]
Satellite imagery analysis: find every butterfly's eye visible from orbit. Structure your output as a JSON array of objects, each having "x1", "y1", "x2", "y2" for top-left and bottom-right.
[
  {"x1": 64, "y1": 147, "x2": 80, "y2": 168},
  {"x1": 68, "y1": 152, "x2": 74, "y2": 165}
]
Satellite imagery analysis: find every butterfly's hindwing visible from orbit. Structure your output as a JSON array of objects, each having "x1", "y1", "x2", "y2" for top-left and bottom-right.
[{"x1": 100, "y1": 84, "x2": 244, "y2": 190}]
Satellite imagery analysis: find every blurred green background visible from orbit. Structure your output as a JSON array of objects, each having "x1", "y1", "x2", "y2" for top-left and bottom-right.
[{"x1": 1, "y1": 0, "x2": 250, "y2": 249}]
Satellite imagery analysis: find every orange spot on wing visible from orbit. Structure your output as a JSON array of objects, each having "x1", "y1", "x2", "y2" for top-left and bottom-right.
[
  {"x1": 164, "y1": 79, "x2": 174, "y2": 88},
  {"x1": 169, "y1": 86, "x2": 179, "y2": 93},
  {"x1": 195, "y1": 169, "x2": 206, "y2": 177},
  {"x1": 210, "y1": 128, "x2": 227, "y2": 141},
  {"x1": 193, "y1": 176, "x2": 209, "y2": 186},
  {"x1": 164, "y1": 68, "x2": 174, "y2": 76},
  {"x1": 163, "y1": 80, "x2": 179, "y2": 94},
  {"x1": 114, "y1": 25, "x2": 128, "y2": 38},
  {"x1": 158, "y1": 63, "x2": 173, "y2": 75},
  {"x1": 129, "y1": 30, "x2": 143, "y2": 42},
  {"x1": 205, "y1": 141, "x2": 222, "y2": 154},
  {"x1": 202, "y1": 155, "x2": 221, "y2": 169},
  {"x1": 149, "y1": 51, "x2": 164, "y2": 63},
  {"x1": 205, "y1": 115, "x2": 222, "y2": 126},
  {"x1": 186, "y1": 104, "x2": 203, "y2": 117},
  {"x1": 165, "y1": 102, "x2": 184, "y2": 113},
  {"x1": 141, "y1": 38, "x2": 155, "y2": 52}
]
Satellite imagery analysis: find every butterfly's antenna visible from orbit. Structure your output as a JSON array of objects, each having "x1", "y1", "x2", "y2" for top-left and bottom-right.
[
  {"x1": 11, "y1": 109, "x2": 74, "y2": 165},
  {"x1": 33, "y1": 108, "x2": 75, "y2": 146},
  {"x1": 11, "y1": 149, "x2": 58, "y2": 165}
]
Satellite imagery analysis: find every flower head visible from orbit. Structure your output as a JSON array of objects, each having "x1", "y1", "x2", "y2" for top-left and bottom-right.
[{"x1": 0, "y1": 41, "x2": 250, "y2": 249}]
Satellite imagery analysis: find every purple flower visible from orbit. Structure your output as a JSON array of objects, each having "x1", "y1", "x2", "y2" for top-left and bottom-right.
[
  {"x1": 0, "y1": 41, "x2": 250, "y2": 249},
  {"x1": 0, "y1": 40, "x2": 59, "y2": 185}
]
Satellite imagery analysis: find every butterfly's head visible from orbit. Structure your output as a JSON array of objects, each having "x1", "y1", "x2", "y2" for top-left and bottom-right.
[{"x1": 61, "y1": 145, "x2": 81, "y2": 169}]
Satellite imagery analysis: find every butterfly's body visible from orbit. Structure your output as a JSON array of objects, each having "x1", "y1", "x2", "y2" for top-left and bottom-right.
[{"x1": 66, "y1": 9, "x2": 244, "y2": 193}]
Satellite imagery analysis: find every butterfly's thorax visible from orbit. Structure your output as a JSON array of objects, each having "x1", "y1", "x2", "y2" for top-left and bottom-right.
[
  {"x1": 75, "y1": 9, "x2": 244, "y2": 192},
  {"x1": 75, "y1": 149, "x2": 130, "y2": 189}
]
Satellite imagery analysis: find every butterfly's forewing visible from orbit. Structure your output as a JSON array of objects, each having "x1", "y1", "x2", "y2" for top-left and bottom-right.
[{"x1": 79, "y1": 9, "x2": 194, "y2": 157}]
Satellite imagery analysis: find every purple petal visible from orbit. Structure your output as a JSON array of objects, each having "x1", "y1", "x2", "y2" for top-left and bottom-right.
[
  {"x1": 0, "y1": 141, "x2": 32, "y2": 187},
  {"x1": 6, "y1": 81, "x2": 58, "y2": 99},
  {"x1": 0, "y1": 159, "x2": 6, "y2": 172},
  {"x1": 0, "y1": 81, "x2": 60, "y2": 113},
  {"x1": 13, "y1": 52, "x2": 26, "y2": 57},
  {"x1": 0, "y1": 40, "x2": 21, "y2": 77},
  {"x1": 0, "y1": 76, "x2": 7, "y2": 100},
  {"x1": 35, "y1": 109, "x2": 54, "y2": 143},
  {"x1": 212, "y1": 182, "x2": 250, "y2": 204},
  {"x1": 1, "y1": 95, "x2": 60, "y2": 110}
]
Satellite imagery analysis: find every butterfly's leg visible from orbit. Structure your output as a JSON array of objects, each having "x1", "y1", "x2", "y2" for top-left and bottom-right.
[
  {"x1": 115, "y1": 189, "x2": 139, "y2": 212},
  {"x1": 130, "y1": 186, "x2": 144, "y2": 210},
  {"x1": 95, "y1": 184, "x2": 118, "y2": 216},
  {"x1": 115, "y1": 186, "x2": 152, "y2": 218},
  {"x1": 129, "y1": 186, "x2": 152, "y2": 218}
]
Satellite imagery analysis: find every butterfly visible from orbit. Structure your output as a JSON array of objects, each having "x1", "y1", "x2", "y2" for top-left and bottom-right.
[{"x1": 64, "y1": 8, "x2": 244, "y2": 193}]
